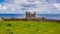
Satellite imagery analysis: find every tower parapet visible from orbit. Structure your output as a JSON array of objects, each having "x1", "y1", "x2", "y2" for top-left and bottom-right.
[{"x1": 26, "y1": 11, "x2": 36, "y2": 19}]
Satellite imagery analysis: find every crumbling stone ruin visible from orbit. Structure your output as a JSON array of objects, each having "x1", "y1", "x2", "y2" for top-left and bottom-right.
[
  {"x1": 26, "y1": 12, "x2": 36, "y2": 19},
  {"x1": 0, "y1": 11, "x2": 60, "y2": 22}
]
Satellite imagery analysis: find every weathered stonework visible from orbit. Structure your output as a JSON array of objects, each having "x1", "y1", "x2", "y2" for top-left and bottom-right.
[{"x1": 26, "y1": 12, "x2": 36, "y2": 19}]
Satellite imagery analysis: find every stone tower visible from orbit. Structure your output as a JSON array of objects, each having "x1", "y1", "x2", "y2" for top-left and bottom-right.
[{"x1": 26, "y1": 11, "x2": 36, "y2": 19}]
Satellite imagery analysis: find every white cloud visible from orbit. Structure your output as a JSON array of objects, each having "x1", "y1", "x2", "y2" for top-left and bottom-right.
[
  {"x1": 0, "y1": 0, "x2": 60, "y2": 14},
  {"x1": 0, "y1": 5, "x2": 2, "y2": 9},
  {"x1": 2, "y1": 6, "x2": 7, "y2": 9},
  {"x1": 52, "y1": 4, "x2": 60, "y2": 10}
]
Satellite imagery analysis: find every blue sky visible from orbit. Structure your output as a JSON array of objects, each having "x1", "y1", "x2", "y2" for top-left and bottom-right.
[
  {"x1": 0, "y1": 0, "x2": 60, "y2": 14},
  {"x1": 57, "y1": 0, "x2": 60, "y2": 3},
  {"x1": 0, "y1": 0, "x2": 59, "y2": 3},
  {"x1": 0, "y1": 0, "x2": 5, "y2": 3}
]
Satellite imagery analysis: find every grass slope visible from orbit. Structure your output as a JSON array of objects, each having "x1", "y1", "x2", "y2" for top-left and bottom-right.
[{"x1": 0, "y1": 21, "x2": 60, "y2": 34}]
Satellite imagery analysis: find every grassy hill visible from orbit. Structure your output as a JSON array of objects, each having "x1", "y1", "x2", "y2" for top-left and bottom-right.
[{"x1": 0, "y1": 21, "x2": 60, "y2": 34}]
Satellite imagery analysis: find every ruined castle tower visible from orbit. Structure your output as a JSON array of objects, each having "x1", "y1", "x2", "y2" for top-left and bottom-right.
[{"x1": 26, "y1": 11, "x2": 36, "y2": 19}]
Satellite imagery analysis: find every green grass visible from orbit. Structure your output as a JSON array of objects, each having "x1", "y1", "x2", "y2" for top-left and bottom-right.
[{"x1": 0, "y1": 21, "x2": 60, "y2": 34}]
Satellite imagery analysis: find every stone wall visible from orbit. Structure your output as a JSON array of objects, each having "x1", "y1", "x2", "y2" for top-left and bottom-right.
[{"x1": 26, "y1": 12, "x2": 36, "y2": 19}]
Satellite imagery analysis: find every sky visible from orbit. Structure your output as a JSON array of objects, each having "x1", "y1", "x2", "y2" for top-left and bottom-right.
[
  {"x1": 0, "y1": 0, "x2": 4, "y2": 3},
  {"x1": 0, "y1": 0, "x2": 60, "y2": 14}
]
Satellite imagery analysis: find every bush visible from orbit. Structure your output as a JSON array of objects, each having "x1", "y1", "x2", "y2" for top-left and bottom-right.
[{"x1": 7, "y1": 24, "x2": 12, "y2": 26}]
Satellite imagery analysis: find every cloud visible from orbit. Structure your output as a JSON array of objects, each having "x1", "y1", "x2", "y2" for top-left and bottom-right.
[
  {"x1": 0, "y1": 0, "x2": 60, "y2": 14},
  {"x1": 46, "y1": 0, "x2": 57, "y2": 4},
  {"x1": 52, "y1": 4, "x2": 60, "y2": 10}
]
